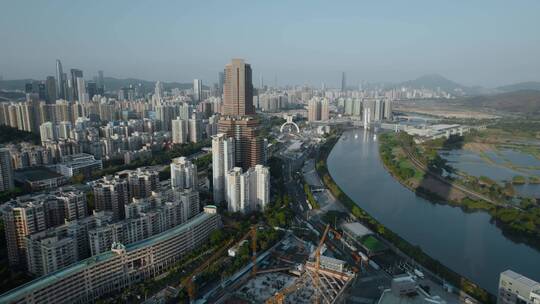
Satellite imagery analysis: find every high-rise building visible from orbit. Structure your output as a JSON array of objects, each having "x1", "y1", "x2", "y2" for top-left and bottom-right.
[
  {"x1": 218, "y1": 116, "x2": 263, "y2": 170},
  {"x1": 225, "y1": 167, "x2": 244, "y2": 212},
  {"x1": 57, "y1": 121, "x2": 72, "y2": 139},
  {"x1": 0, "y1": 187, "x2": 87, "y2": 269},
  {"x1": 193, "y1": 79, "x2": 202, "y2": 103},
  {"x1": 172, "y1": 117, "x2": 188, "y2": 144},
  {"x1": 321, "y1": 98, "x2": 329, "y2": 121},
  {"x1": 97, "y1": 70, "x2": 105, "y2": 94},
  {"x1": 308, "y1": 98, "x2": 321, "y2": 122},
  {"x1": 86, "y1": 81, "x2": 97, "y2": 100},
  {"x1": 225, "y1": 164, "x2": 269, "y2": 213},
  {"x1": 125, "y1": 168, "x2": 160, "y2": 199},
  {"x1": 45, "y1": 76, "x2": 57, "y2": 104},
  {"x1": 55, "y1": 60, "x2": 65, "y2": 99},
  {"x1": 341, "y1": 72, "x2": 347, "y2": 92},
  {"x1": 498, "y1": 270, "x2": 540, "y2": 304},
  {"x1": 212, "y1": 133, "x2": 235, "y2": 204},
  {"x1": 308, "y1": 97, "x2": 329, "y2": 122},
  {"x1": 76, "y1": 77, "x2": 87, "y2": 102},
  {"x1": 170, "y1": 157, "x2": 198, "y2": 191},
  {"x1": 222, "y1": 58, "x2": 254, "y2": 116},
  {"x1": 188, "y1": 115, "x2": 202, "y2": 143},
  {"x1": 218, "y1": 71, "x2": 224, "y2": 94},
  {"x1": 0, "y1": 148, "x2": 14, "y2": 191},
  {"x1": 154, "y1": 81, "x2": 164, "y2": 101},
  {"x1": 70, "y1": 69, "x2": 83, "y2": 102},
  {"x1": 92, "y1": 175, "x2": 129, "y2": 221},
  {"x1": 383, "y1": 99, "x2": 393, "y2": 120},
  {"x1": 40, "y1": 122, "x2": 57, "y2": 143},
  {"x1": 374, "y1": 99, "x2": 384, "y2": 122},
  {"x1": 155, "y1": 103, "x2": 180, "y2": 131}
]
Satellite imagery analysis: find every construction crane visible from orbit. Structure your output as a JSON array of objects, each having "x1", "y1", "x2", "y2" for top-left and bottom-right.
[
  {"x1": 180, "y1": 238, "x2": 234, "y2": 302},
  {"x1": 180, "y1": 225, "x2": 257, "y2": 302},
  {"x1": 265, "y1": 272, "x2": 310, "y2": 304},
  {"x1": 313, "y1": 224, "x2": 330, "y2": 304},
  {"x1": 327, "y1": 226, "x2": 342, "y2": 240}
]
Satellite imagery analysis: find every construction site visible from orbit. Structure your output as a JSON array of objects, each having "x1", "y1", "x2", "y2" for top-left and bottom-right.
[{"x1": 213, "y1": 225, "x2": 356, "y2": 304}]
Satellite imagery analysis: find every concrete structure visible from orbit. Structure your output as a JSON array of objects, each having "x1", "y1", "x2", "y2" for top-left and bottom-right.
[
  {"x1": 193, "y1": 78, "x2": 202, "y2": 103},
  {"x1": 212, "y1": 133, "x2": 235, "y2": 204},
  {"x1": 498, "y1": 270, "x2": 540, "y2": 304},
  {"x1": 171, "y1": 117, "x2": 188, "y2": 144},
  {"x1": 55, "y1": 153, "x2": 103, "y2": 178},
  {"x1": 0, "y1": 187, "x2": 87, "y2": 269},
  {"x1": 0, "y1": 147, "x2": 15, "y2": 191},
  {"x1": 170, "y1": 156, "x2": 198, "y2": 191},
  {"x1": 225, "y1": 164, "x2": 269, "y2": 213},
  {"x1": 14, "y1": 167, "x2": 67, "y2": 192},
  {"x1": 188, "y1": 115, "x2": 202, "y2": 143},
  {"x1": 0, "y1": 206, "x2": 221, "y2": 304},
  {"x1": 92, "y1": 175, "x2": 130, "y2": 221},
  {"x1": 308, "y1": 97, "x2": 329, "y2": 122},
  {"x1": 218, "y1": 116, "x2": 263, "y2": 170},
  {"x1": 39, "y1": 122, "x2": 57, "y2": 143},
  {"x1": 222, "y1": 58, "x2": 254, "y2": 116},
  {"x1": 123, "y1": 167, "x2": 160, "y2": 199},
  {"x1": 404, "y1": 124, "x2": 468, "y2": 142},
  {"x1": 89, "y1": 189, "x2": 200, "y2": 256}
]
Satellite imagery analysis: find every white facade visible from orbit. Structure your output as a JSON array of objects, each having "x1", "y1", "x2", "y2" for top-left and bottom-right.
[
  {"x1": 0, "y1": 207, "x2": 220, "y2": 304},
  {"x1": 193, "y1": 79, "x2": 202, "y2": 103},
  {"x1": 40, "y1": 122, "x2": 57, "y2": 143},
  {"x1": 212, "y1": 133, "x2": 235, "y2": 204},
  {"x1": 171, "y1": 117, "x2": 188, "y2": 144},
  {"x1": 498, "y1": 270, "x2": 540, "y2": 304},
  {"x1": 170, "y1": 156, "x2": 198, "y2": 190},
  {"x1": 225, "y1": 164, "x2": 269, "y2": 213},
  {"x1": 188, "y1": 116, "x2": 202, "y2": 143}
]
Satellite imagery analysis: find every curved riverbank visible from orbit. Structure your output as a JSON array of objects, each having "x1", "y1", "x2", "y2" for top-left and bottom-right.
[
  {"x1": 322, "y1": 129, "x2": 540, "y2": 296},
  {"x1": 315, "y1": 132, "x2": 494, "y2": 303},
  {"x1": 378, "y1": 132, "x2": 540, "y2": 252}
]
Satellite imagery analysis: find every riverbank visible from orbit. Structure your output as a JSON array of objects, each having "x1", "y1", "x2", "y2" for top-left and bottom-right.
[
  {"x1": 378, "y1": 132, "x2": 540, "y2": 252},
  {"x1": 315, "y1": 132, "x2": 495, "y2": 304}
]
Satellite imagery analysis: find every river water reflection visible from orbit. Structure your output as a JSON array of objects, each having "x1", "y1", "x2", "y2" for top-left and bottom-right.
[{"x1": 326, "y1": 129, "x2": 540, "y2": 294}]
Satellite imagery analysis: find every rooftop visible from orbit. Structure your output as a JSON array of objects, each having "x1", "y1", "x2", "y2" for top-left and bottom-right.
[
  {"x1": 501, "y1": 270, "x2": 540, "y2": 288},
  {"x1": 378, "y1": 289, "x2": 446, "y2": 304},
  {"x1": 14, "y1": 166, "x2": 64, "y2": 182},
  {"x1": 342, "y1": 222, "x2": 373, "y2": 238},
  {"x1": 0, "y1": 209, "x2": 217, "y2": 303}
]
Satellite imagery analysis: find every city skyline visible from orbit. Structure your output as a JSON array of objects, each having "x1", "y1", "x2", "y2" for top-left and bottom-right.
[{"x1": 1, "y1": 1, "x2": 540, "y2": 87}]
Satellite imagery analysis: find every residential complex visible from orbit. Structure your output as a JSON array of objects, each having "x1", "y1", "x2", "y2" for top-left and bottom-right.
[{"x1": 0, "y1": 206, "x2": 220, "y2": 304}]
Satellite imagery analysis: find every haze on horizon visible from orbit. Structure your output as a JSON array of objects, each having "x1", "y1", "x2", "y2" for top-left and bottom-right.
[{"x1": 1, "y1": 0, "x2": 539, "y2": 88}]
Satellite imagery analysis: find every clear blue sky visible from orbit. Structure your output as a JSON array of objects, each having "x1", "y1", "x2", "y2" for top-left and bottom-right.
[{"x1": 1, "y1": 0, "x2": 539, "y2": 87}]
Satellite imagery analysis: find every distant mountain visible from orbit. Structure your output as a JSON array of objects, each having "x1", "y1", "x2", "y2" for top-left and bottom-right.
[
  {"x1": 460, "y1": 90, "x2": 540, "y2": 114},
  {"x1": 496, "y1": 82, "x2": 540, "y2": 93},
  {"x1": 0, "y1": 77, "x2": 196, "y2": 92},
  {"x1": 397, "y1": 74, "x2": 470, "y2": 94}
]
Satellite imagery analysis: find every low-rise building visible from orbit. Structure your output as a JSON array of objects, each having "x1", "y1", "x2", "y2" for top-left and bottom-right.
[
  {"x1": 498, "y1": 270, "x2": 540, "y2": 304},
  {"x1": 55, "y1": 153, "x2": 103, "y2": 178},
  {"x1": 14, "y1": 166, "x2": 68, "y2": 192}
]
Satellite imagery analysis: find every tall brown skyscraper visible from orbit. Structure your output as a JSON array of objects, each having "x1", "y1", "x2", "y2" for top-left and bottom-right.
[
  {"x1": 218, "y1": 59, "x2": 263, "y2": 170},
  {"x1": 222, "y1": 58, "x2": 255, "y2": 116}
]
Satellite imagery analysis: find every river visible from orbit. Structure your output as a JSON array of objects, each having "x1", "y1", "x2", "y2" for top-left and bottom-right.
[{"x1": 326, "y1": 129, "x2": 540, "y2": 294}]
